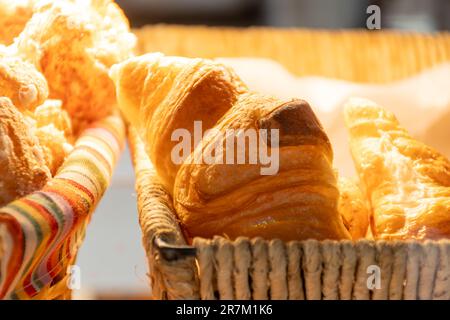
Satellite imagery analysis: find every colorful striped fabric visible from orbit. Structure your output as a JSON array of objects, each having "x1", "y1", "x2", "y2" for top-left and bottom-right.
[{"x1": 0, "y1": 114, "x2": 125, "y2": 299}]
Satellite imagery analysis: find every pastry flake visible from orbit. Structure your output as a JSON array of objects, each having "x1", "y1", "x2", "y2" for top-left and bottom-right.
[
  {"x1": 14, "y1": 0, "x2": 136, "y2": 133},
  {"x1": 344, "y1": 98, "x2": 450, "y2": 240},
  {"x1": 0, "y1": 48, "x2": 48, "y2": 112},
  {"x1": 0, "y1": 0, "x2": 34, "y2": 45},
  {"x1": 0, "y1": 97, "x2": 50, "y2": 207},
  {"x1": 29, "y1": 99, "x2": 74, "y2": 175},
  {"x1": 338, "y1": 176, "x2": 370, "y2": 240}
]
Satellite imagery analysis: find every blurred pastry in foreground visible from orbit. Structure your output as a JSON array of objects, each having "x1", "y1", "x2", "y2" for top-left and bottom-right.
[
  {"x1": 0, "y1": 48, "x2": 48, "y2": 112},
  {"x1": 0, "y1": 97, "x2": 50, "y2": 207},
  {"x1": 14, "y1": 0, "x2": 136, "y2": 133},
  {"x1": 344, "y1": 98, "x2": 450, "y2": 240},
  {"x1": 0, "y1": 0, "x2": 34, "y2": 44},
  {"x1": 29, "y1": 100, "x2": 74, "y2": 175},
  {"x1": 338, "y1": 177, "x2": 370, "y2": 240}
]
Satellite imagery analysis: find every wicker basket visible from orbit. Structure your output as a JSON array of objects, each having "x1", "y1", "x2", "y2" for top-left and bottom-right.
[
  {"x1": 130, "y1": 26, "x2": 450, "y2": 300},
  {"x1": 134, "y1": 25, "x2": 450, "y2": 83},
  {"x1": 0, "y1": 114, "x2": 125, "y2": 300}
]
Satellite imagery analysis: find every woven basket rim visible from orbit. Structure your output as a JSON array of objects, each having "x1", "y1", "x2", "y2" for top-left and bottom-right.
[{"x1": 153, "y1": 234, "x2": 450, "y2": 263}]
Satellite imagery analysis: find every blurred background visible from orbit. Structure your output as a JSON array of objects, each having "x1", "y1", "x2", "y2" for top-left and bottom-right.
[
  {"x1": 117, "y1": 0, "x2": 449, "y2": 31},
  {"x1": 75, "y1": 0, "x2": 450, "y2": 300}
]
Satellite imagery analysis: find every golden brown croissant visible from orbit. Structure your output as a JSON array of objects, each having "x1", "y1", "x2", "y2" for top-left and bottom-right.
[
  {"x1": 13, "y1": 0, "x2": 136, "y2": 133},
  {"x1": 344, "y1": 98, "x2": 450, "y2": 240},
  {"x1": 0, "y1": 97, "x2": 50, "y2": 207},
  {"x1": 174, "y1": 93, "x2": 351, "y2": 241},
  {"x1": 338, "y1": 177, "x2": 370, "y2": 240},
  {"x1": 111, "y1": 53, "x2": 350, "y2": 241},
  {"x1": 110, "y1": 52, "x2": 246, "y2": 190},
  {"x1": 0, "y1": 0, "x2": 34, "y2": 44},
  {"x1": 0, "y1": 48, "x2": 48, "y2": 112}
]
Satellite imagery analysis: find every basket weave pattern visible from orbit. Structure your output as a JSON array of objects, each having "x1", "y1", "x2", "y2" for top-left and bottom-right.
[{"x1": 193, "y1": 237, "x2": 450, "y2": 300}]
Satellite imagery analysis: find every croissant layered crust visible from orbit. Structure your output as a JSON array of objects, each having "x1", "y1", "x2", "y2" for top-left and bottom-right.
[
  {"x1": 112, "y1": 53, "x2": 351, "y2": 241},
  {"x1": 344, "y1": 98, "x2": 450, "y2": 240},
  {"x1": 110, "y1": 53, "x2": 246, "y2": 189},
  {"x1": 174, "y1": 94, "x2": 350, "y2": 241}
]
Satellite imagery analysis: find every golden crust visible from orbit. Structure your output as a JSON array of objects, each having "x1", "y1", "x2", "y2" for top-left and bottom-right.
[
  {"x1": 0, "y1": 0, "x2": 34, "y2": 44},
  {"x1": 338, "y1": 177, "x2": 370, "y2": 240},
  {"x1": 0, "y1": 49, "x2": 48, "y2": 112},
  {"x1": 110, "y1": 53, "x2": 246, "y2": 190},
  {"x1": 28, "y1": 99, "x2": 74, "y2": 175},
  {"x1": 174, "y1": 94, "x2": 350, "y2": 241},
  {"x1": 0, "y1": 97, "x2": 50, "y2": 207},
  {"x1": 112, "y1": 53, "x2": 350, "y2": 241},
  {"x1": 32, "y1": 99, "x2": 73, "y2": 139},
  {"x1": 344, "y1": 98, "x2": 450, "y2": 240},
  {"x1": 14, "y1": 0, "x2": 136, "y2": 133}
]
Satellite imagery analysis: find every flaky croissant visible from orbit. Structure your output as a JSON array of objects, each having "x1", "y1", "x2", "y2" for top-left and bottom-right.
[
  {"x1": 174, "y1": 93, "x2": 351, "y2": 241},
  {"x1": 110, "y1": 52, "x2": 246, "y2": 190},
  {"x1": 111, "y1": 53, "x2": 350, "y2": 241},
  {"x1": 344, "y1": 98, "x2": 450, "y2": 240},
  {"x1": 0, "y1": 97, "x2": 50, "y2": 207}
]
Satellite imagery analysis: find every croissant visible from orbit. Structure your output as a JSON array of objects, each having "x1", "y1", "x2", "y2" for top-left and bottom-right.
[
  {"x1": 174, "y1": 93, "x2": 351, "y2": 241},
  {"x1": 0, "y1": 97, "x2": 50, "y2": 207},
  {"x1": 111, "y1": 53, "x2": 350, "y2": 241},
  {"x1": 338, "y1": 177, "x2": 370, "y2": 240},
  {"x1": 344, "y1": 98, "x2": 450, "y2": 240},
  {"x1": 110, "y1": 52, "x2": 246, "y2": 190},
  {"x1": 13, "y1": 0, "x2": 136, "y2": 133}
]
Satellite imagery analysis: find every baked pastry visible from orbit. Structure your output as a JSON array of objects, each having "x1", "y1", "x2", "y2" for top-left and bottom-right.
[
  {"x1": 28, "y1": 99, "x2": 74, "y2": 175},
  {"x1": 338, "y1": 177, "x2": 370, "y2": 240},
  {"x1": 0, "y1": 48, "x2": 48, "y2": 112},
  {"x1": 174, "y1": 93, "x2": 351, "y2": 241},
  {"x1": 0, "y1": 0, "x2": 34, "y2": 44},
  {"x1": 110, "y1": 52, "x2": 246, "y2": 190},
  {"x1": 32, "y1": 99, "x2": 73, "y2": 139},
  {"x1": 14, "y1": 0, "x2": 136, "y2": 133},
  {"x1": 344, "y1": 98, "x2": 450, "y2": 240},
  {"x1": 111, "y1": 53, "x2": 350, "y2": 241},
  {"x1": 0, "y1": 97, "x2": 50, "y2": 207}
]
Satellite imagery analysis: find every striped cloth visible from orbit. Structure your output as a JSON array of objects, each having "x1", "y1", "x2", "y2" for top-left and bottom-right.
[{"x1": 0, "y1": 114, "x2": 125, "y2": 299}]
